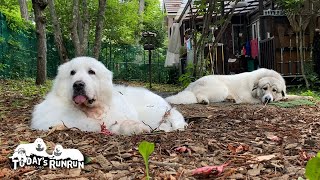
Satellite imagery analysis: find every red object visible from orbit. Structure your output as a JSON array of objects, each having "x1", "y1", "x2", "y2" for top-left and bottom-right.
[
  {"x1": 100, "y1": 122, "x2": 113, "y2": 136},
  {"x1": 192, "y1": 162, "x2": 229, "y2": 176},
  {"x1": 241, "y1": 46, "x2": 246, "y2": 56},
  {"x1": 251, "y1": 38, "x2": 259, "y2": 58}
]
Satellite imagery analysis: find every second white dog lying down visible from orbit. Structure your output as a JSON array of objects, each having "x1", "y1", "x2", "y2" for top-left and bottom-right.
[
  {"x1": 31, "y1": 57, "x2": 186, "y2": 135},
  {"x1": 166, "y1": 68, "x2": 288, "y2": 104}
]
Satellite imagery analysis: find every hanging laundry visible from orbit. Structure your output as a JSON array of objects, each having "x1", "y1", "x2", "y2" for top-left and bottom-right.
[
  {"x1": 251, "y1": 38, "x2": 259, "y2": 59},
  {"x1": 165, "y1": 23, "x2": 181, "y2": 67},
  {"x1": 241, "y1": 45, "x2": 246, "y2": 56},
  {"x1": 186, "y1": 38, "x2": 192, "y2": 51},
  {"x1": 245, "y1": 40, "x2": 251, "y2": 56}
]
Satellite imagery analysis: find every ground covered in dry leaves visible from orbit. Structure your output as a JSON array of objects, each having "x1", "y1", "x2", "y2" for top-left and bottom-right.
[{"x1": 0, "y1": 80, "x2": 319, "y2": 179}]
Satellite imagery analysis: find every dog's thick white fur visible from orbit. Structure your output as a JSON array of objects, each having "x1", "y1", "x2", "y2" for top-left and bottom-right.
[
  {"x1": 31, "y1": 57, "x2": 186, "y2": 135},
  {"x1": 115, "y1": 85, "x2": 187, "y2": 131},
  {"x1": 166, "y1": 68, "x2": 289, "y2": 104}
]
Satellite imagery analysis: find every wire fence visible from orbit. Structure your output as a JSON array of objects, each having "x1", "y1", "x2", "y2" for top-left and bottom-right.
[{"x1": 0, "y1": 12, "x2": 171, "y2": 83}]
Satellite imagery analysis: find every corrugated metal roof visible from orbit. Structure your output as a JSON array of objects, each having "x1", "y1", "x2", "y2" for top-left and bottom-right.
[
  {"x1": 164, "y1": 0, "x2": 183, "y2": 15},
  {"x1": 164, "y1": 0, "x2": 269, "y2": 22}
]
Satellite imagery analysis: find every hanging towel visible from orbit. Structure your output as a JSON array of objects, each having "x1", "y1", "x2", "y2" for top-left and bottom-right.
[
  {"x1": 251, "y1": 38, "x2": 259, "y2": 59},
  {"x1": 186, "y1": 38, "x2": 192, "y2": 51},
  {"x1": 245, "y1": 40, "x2": 251, "y2": 56},
  {"x1": 165, "y1": 23, "x2": 181, "y2": 67}
]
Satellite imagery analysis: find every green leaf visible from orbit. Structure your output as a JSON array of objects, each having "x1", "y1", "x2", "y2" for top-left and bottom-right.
[
  {"x1": 305, "y1": 156, "x2": 320, "y2": 180},
  {"x1": 138, "y1": 141, "x2": 154, "y2": 162},
  {"x1": 84, "y1": 156, "x2": 92, "y2": 164},
  {"x1": 138, "y1": 141, "x2": 155, "y2": 180}
]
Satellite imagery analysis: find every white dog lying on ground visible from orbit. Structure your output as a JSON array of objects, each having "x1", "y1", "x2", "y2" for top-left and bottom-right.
[
  {"x1": 31, "y1": 57, "x2": 186, "y2": 135},
  {"x1": 166, "y1": 68, "x2": 304, "y2": 104}
]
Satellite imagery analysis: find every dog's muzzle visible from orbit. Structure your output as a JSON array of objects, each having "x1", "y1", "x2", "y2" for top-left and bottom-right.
[
  {"x1": 72, "y1": 81, "x2": 96, "y2": 105},
  {"x1": 264, "y1": 96, "x2": 272, "y2": 104},
  {"x1": 73, "y1": 81, "x2": 87, "y2": 104}
]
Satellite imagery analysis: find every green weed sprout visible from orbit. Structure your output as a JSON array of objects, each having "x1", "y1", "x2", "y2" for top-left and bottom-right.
[
  {"x1": 138, "y1": 141, "x2": 155, "y2": 180},
  {"x1": 305, "y1": 152, "x2": 320, "y2": 180}
]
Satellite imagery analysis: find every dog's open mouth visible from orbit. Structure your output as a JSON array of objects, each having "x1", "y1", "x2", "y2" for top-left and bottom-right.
[
  {"x1": 73, "y1": 95, "x2": 88, "y2": 104},
  {"x1": 73, "y1": 95, "x2": 96, "y2": 105}
]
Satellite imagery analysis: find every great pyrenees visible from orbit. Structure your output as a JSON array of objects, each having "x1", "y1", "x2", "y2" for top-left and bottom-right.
[
  {"x1": 166, "y1": 68, "x2": 293, "y2": 104},
  {"x1": 31, "y1": 57, "x2": 186, "y2": 135}
]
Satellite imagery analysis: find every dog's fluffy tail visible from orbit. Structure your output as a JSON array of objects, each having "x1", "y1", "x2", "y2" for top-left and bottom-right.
[{"x1": 165, "y1": 91, "x2": 197, "y2": 104}]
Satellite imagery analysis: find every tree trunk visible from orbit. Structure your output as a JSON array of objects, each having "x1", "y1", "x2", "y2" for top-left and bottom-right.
[
  {"x1": 195, "y1": 0, "x2": 215, "y2": 77},
  {"x1": 32, "y1": 0, "x2": 48, "y2": 85},
  {"x1": 77, "y1": 12, "x2": 83, "y2": 47},
  {"x1": 18, "y1": 0, "x2": 29, "y2": 21},
  {"x1": 299, "y1": 15, "x2": 310, "y2": 88},
  {"x1": 93, "y1": 0, "x2": 107, "y2": 60},
  {"x1": 71, "y1": 0, "x2": 81, "y2": 57},
  {"x1": 48, "y1": 0, "x2": 69, "y2": 64},
  {"x1": 137, "y1": 0, "x2": 145, "y2": 44},
  {"x1": 138, "y1": 0, "x2": 145, "y2": 15},
  {"x1": 81, "y1": 0, "x2": 90, "y2": 55}
]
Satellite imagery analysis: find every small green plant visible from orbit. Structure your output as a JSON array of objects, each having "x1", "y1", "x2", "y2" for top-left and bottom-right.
[
  {"x1": 305, "y1": 152, "x2": 320, "y2": 180},
  {"x1": 178, "y1": 63, "x2": 195, "y2": 88},
  {"x1": 138, "y1": 141, "x2": 155, "y2": 180}
]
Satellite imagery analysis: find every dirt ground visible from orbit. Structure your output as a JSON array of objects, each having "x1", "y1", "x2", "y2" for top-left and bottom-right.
[{"x1": 0, "y1": 81, "x2": 320, "y2": 179}]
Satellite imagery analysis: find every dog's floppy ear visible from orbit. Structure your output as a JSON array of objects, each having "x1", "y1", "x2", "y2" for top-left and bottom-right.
[
  {"x1": 52, "y1": 62, "x2": 71, "y2": 98},
  {"x1": 251, "y1": 80, "x2": 259, "y2": 98}
]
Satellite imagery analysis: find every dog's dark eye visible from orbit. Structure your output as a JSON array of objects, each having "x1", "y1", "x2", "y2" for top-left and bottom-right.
[
  {"x1": 272, "y1": 89, "x2": 277, "y2": 92},
  {"x1": 88, "y1": 70, "x2": 95, "y2": 75},
  {"x1": 70, "y1": 70, "x2": 76, "y2": 76},
  {"x1": 263, "y1": 87, "x2": 268, "y2": 90}
]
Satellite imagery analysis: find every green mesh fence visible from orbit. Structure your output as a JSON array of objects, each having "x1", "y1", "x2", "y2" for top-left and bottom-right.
[{"x1": 0, "y1": 12, "x2": 170, "y2": 83}]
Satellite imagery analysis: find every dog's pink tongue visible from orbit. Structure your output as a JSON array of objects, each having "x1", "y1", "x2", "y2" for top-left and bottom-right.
[{"x1": 74, "y1": 95, "x2": 87, "y2": 104}]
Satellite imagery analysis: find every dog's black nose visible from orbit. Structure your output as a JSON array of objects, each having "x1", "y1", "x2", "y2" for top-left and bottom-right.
[
  {"x1": 73, "y1": 81, "x2": 85, "y2": 91},
  {"x1": 264, "y1": 96, "x2": 271, "y2": 103}
]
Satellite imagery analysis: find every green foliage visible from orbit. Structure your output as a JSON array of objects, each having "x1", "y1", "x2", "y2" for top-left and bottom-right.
[
  {"x1": 303, "y1": 62, "x2": 320, "y2": 90},
  {"x1": 46, "y1": 0, "x2": 140, "y2": 45},
  {"x1": 1, "y1": 79, "x2": 52, "y2": 97},
  {"x1": 0, "y1": 36, "x2": 5, "y2": 43},
  {"x1": 138, "y1": 141, "x2": 155, "y2": 180},
  {"x1": 305, "y1": 152, "x2": 320, "y2": 180},
  {"x1": 104, "y1": 0, "x2": 139, "y2": 44},
  {"x1": 178, "y1": 63, "x2": 195, "y2": 88},
  {"x1": 276, "y1": 0, "x2": 304, "y2": 14},
  {"x1": 46, "y1": 0, "x2": 165, "y2": 46},
  {"x1": 0, "y1": 63, "x2": 9, "y2": 72},
  {"x1": 140, "y1": 0, "x2": 167, "y2": 48},
  {"x1": 0, "y1": 0, "x2": 33, "y2": 31},
  {"x1": 301, "y1": 90, "x2": 319, "y2": 98},
  {"x1": 269, "y1": 99, "x2": 316, "y2": 108}
]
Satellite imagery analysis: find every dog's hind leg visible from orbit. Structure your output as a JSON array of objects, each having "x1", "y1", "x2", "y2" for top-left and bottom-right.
[{"x1": 196, "y1": 94, "x2": 210, "y2": 105}]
